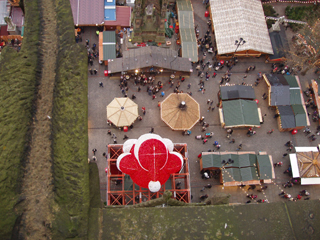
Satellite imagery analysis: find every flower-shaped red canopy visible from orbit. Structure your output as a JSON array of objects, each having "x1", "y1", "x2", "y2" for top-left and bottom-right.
[{"x1": 117, "y1": 134, "x2": 183, "y2": 192}]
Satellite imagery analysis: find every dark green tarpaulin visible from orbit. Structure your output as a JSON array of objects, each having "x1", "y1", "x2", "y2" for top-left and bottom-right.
[
  {"x1": 257, "y1": 155, "x2": 272, "y2": 180},
  {"x1": 222, "y1": 99, "x2": 260, "y2": 127}
]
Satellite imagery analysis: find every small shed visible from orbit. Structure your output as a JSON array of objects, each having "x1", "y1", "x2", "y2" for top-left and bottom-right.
[
  {"x1": 99, "y1": 31, "x2": 117, "y2": 64},
  {"x1": 220, "y1": 99, "x2": 261, "y2": 128}
]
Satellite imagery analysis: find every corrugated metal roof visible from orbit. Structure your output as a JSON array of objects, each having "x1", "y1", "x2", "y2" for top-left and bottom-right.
[
  {"x1": 271, "y1": 85, "x2": 290, "y2": 106},
  {"x1": 290, "y1": 89, "x2": 302, "y2": 105},
  {"x1": 102, "y1": 31, "x2": 116, "y2": 60},
  {"x1": 241, "y1": 167, "x2": 259, "y2": 182},
  {"x1": 104, "y1": 6, "x2": 131, "y2": 27},
  {"x1": 70, "y1": 0, "x2": 104, "y2": 26},
  {"x1": 108, "y1": 46, "x2": 192, "y2": 73},
  {"x1": 176, "y1": 0, "x2": 198, "y2": 62},
  {"x1": 222, "y1": 168, "x2": 241, "y2": 182},
  {"x1": 220, "y1": 85, "x2": 256, "y2": 100},
  {"x1": 284, "y1": 75, "x2": 299, "y2": 88},
  {"x1": 176, "y1": 0, "x2": 193, "y2": 11},
  {"x1": 268, "y1": 26, "x2": 288, "y2": 60},
  {"x1": 181, "y1": 42, "x2": 198, "y2": 62},
  {"x1": 257, "y1": 155, "x2": 272, "y2": 180},
  {"x1": 178, "y1": 11, "x2": 194, "y2": 29},
  {"x1": 277, "y1": 105, "x2": 296, "y2": 129},
  {"x1": 265, "y1": 74, "x2": 289, "y2": 86},
  {"x1": 209, "y1": 0, "x2": 273, "y2": 55},
  {"x1": 202, "y1": 154, "x2": 221, "y2": 168},
  {"x1": 292, "y1": 104, "x2": 307, "y2": 127},
  {"x1": 222, "y1": 99, "x2": 260, "y2": 127},
  {"x1": 265, "y1": 74, "x2": 290, "y2": 106}
]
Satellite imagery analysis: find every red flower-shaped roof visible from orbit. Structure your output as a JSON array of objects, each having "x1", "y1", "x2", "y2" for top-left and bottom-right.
[{"x1": 117, "y1": 134, "x2": 183, "y2": 192}]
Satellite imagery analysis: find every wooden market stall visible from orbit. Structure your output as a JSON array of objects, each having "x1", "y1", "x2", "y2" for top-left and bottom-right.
[
  {"x1": 200, "y1": 151, "x2": 274, "y2": 187},
  {"x1": 311, "y1": 79, "x2": 320, "y2": 124}
]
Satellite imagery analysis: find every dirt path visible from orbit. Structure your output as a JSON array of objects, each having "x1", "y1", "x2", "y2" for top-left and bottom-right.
[{"x1": 20, "y1": 0, "x2": 58, "y2": 239}]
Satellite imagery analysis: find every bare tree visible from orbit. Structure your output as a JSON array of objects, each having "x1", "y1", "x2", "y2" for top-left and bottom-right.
[{"x1": 286, "y1": 20, "x2": 320, "y2": 75}]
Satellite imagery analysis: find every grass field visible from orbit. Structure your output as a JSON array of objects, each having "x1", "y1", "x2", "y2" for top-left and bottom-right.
[{"x1": 0, "y1": 0, "x2": 41, "y2": 238}]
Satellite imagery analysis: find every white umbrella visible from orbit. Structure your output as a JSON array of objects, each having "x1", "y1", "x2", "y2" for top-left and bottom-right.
[{"x1": 107, "y1": 98, "x2": 138, "y2": 127}]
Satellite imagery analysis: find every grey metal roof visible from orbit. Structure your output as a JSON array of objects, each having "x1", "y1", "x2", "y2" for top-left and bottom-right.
[
  {"x1": 220, "y1": 85, "x2": 256, "y2": 100},
  {"x1": 108, "y1": 46, "x2": 192, "y2": 73},
  {"x1": 277, "y1": 105, "x2": 296, "y2": 129},
  {"x1": 102, "y1": 31, "x2": 116, "y2": 61},
  {"x1": 265, "y1": 74, "x2": 290, "y2": 106},
  {"x1": 209, "y1": 0, "x2": 273, "y2": 55},
  {"x1": 268, "y1": 25, "x2": 289, "y2": 60},
  {"x1": 271, "y1": 85, "x2": 290, "y2": 106}
]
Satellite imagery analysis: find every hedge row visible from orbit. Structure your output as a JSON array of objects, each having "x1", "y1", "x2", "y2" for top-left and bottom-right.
[
  {"x1": 0, "y1": 0, "x2": 41, "y2": 239},
  {"x1": 51, "y1": 0, "x2": 89, "y2": 238}
]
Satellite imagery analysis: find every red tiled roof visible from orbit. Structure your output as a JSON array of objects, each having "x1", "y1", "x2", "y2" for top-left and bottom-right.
[
  {"x1": 70, "y1": 0, "x2": 104, "y2": 26},
  {"x1": 104, "y1": 6, "x2": 131, "y2": 27}
]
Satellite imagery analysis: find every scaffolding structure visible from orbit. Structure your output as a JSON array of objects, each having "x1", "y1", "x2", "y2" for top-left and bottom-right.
[{"x1": 107, "y1": 143, "x2": 190, "y2": 205}]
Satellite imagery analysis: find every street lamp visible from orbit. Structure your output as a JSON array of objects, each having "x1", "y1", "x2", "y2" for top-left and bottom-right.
[{"x1": 234, "y1": 37, "x2": 246, "y2": 63}]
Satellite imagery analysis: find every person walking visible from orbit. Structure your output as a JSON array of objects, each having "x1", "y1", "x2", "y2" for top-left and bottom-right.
[
  {"x1": 123, "y1": 135, "x2": 129, "y2": 140},
  {"x1": 229, "y1": 139, "x2": 235, "y2": 143},
  {"x1": 93, "y1": 69, "x2": 97, "y2": 75},
  {"x1": 150, "y1": 127, "x2": 154, "y2": 133},
  {"x1": 267, "y1": 129, "x2": 274, "y2": 134},
  {"x1": 92, "y1": 148, "x2": 97, "y2": 155},
  {"x1": 187, "y1": 83, "x2": 191, "y2": 89},
  {"x1": 89, "y1": 69, "x2": 93, "y2": 75},
  {"x1": 99, "y1": 82, "x2": 103, "y2": 87},
  {"x1": 161, "y1": 91, "x2": 165, "y2": 97}
]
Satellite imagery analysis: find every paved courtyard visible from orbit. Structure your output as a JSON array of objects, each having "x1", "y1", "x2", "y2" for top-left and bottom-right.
[{"x1": 84, "y1": 2, "x2": 319, "y2": 205}]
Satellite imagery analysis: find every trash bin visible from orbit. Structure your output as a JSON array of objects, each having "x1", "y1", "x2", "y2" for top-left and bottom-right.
[{"x1": 104, "y1": 70, "x2": 108, "y2": 77}]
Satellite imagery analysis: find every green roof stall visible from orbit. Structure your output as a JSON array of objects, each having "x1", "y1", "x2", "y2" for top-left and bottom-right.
[
  {"x1": 220, "y1": 99, "x2": 261, "y2": 128},
  {"x1": 99, "y1": 31, "x2": 116, "y2": 62},
  {"x1": 200, "y1": 152, "x2": 275, "y2": 186}
]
